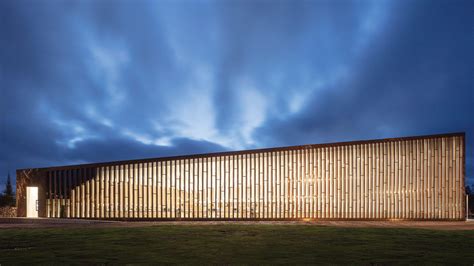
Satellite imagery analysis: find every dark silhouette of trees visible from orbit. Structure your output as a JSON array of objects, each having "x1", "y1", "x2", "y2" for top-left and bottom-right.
[
  {"x1": 467, "y1": 184, "x2": 474, "y2": 218},
  {"x1": 0, "y1": 173, "x2": 15, "y2": 207}
]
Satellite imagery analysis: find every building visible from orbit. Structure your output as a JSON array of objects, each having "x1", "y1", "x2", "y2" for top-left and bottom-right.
[{"x1": 16, "y1": 132, "x2": 466, "y2": 220}]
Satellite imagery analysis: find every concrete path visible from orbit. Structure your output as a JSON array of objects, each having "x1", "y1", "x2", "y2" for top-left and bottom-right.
[{"x1": 1, "y1": 218, "x2": 473, "y2": 230}]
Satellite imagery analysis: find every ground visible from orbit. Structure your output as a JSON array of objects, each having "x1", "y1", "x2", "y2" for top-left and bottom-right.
[{"x1": 0, "y1": 219, "x2": 473, "y2": 264}]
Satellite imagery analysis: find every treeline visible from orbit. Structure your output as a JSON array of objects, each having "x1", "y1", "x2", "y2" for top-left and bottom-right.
[
  {"x1": 0, "y1": 173, "x2": 15, "y2": 207},
  {"x1": 466, "y1": 184, "x2": 474, "y2": 217}
]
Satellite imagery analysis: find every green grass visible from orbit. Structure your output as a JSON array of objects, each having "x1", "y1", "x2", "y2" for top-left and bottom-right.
[{"x1": 0, "y1": 225, "x2": 473, "y2": 264}]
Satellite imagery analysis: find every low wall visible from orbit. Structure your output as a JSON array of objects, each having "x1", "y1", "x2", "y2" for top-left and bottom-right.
[{"x1": 0, "y1": 207, "x2": 17, "y2": 218}]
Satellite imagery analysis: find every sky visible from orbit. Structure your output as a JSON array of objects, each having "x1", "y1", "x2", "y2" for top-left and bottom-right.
[{"x1": 1, "y1": 0, "x2": 473, "y2": 189}]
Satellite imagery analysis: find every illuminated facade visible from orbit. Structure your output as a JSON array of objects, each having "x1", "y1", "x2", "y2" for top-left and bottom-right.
[{"x1": 17, "y1": 133, "x2": 466, "y2": 220}]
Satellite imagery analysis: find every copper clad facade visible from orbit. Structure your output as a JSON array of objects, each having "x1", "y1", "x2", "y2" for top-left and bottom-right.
[{"x1": 17, "y1": 133, "x2": 466, "y2": 220}]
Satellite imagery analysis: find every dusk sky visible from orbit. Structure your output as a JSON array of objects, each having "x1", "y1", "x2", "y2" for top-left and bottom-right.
[{"x1": 1, "y1": 0, "x2": 473, "y2": 188}]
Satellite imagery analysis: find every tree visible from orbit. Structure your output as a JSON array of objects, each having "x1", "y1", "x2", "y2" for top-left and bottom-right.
[
  {"x1": 467, "y1": 184, "x2": 474, "y2": 218},
  {"x1": 0, "y1": 173, "x2": 15, "y2": 207}
]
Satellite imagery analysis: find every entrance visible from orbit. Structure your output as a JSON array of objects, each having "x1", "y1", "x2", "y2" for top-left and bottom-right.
[{"x1": 26, "y1": 187, "x2": 38, "y2": 218}]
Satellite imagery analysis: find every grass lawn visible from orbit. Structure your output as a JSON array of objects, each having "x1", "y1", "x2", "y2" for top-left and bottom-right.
[{"x1": 0, "y1": 225, "x2": 473, "y2": 264}]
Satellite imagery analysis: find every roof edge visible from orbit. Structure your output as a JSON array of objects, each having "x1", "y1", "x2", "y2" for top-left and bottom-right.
[{"x1": 17, "y1": 131, "x2": 465, "y2": 172}]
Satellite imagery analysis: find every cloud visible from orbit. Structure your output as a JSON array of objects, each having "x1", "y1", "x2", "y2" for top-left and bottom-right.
[
  {"x1": 0, "y1": 0, "x2": 472, "y2": 188},
  {"x1": 253, "y1": 0, "x2": 474, "y2": 184}
]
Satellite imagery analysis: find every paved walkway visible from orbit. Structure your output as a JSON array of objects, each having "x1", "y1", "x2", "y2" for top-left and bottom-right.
[{"x1": 1, "y1": 218, "x2": 473, "y2": 230}]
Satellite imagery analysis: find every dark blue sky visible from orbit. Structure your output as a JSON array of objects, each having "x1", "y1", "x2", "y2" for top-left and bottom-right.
[{"x1": 1, "y1": 0, "x2": 473, "y2": 188}]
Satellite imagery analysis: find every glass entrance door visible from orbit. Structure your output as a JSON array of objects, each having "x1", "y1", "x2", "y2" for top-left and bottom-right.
[{"x1": 26, "y1": 187, "x2": 38, "y2": 218}]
